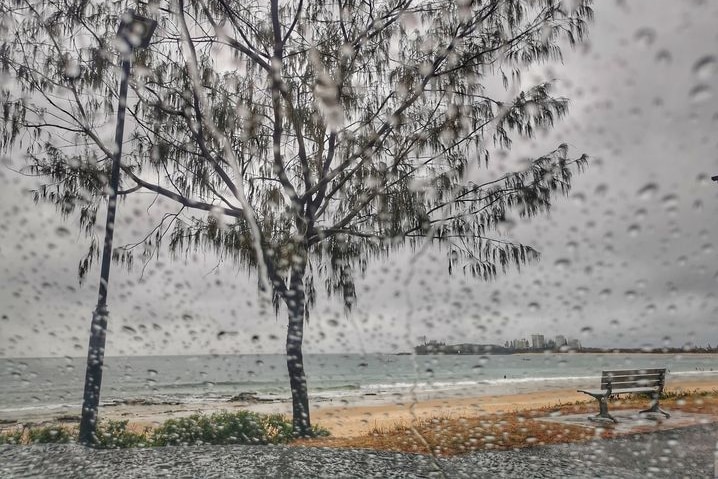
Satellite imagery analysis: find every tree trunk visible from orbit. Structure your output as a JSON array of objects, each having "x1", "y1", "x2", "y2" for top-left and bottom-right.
[{"x1": 285, "y1": 256, "x2": 311, "y2": 437}]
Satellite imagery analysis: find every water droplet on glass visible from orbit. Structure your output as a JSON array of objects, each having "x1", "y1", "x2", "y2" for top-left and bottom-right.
[
  {"x1": 693, "y1": 55, "x2": 716, "y2": 81},
  {"x1": 637, "y1": 183, "x2": 658, "y2": 200},
  {"x1": 554, "y1": 258, "x2": 571, "y2": 270},
  {"x1": 634, "y1": 27, "x2": 656, "y2": 47},
  {"x1": 689, "y1": 84, "x2": 713, "y2": 103},
  {"x1": 55, "y1": 226, "x2": 71, "y2": 237},
  {"x1": 655, "y1": 49, "x2": 672, "y2": 64},
  {"x1": 627, "y1": 224, "x2": 641, "y2": 237},
  {"x1": 64, "y1": 59, "x2": 81, "y2": 79},
  {"x1": 661, "y1": 194, "x2": 678, "y2": 211}
]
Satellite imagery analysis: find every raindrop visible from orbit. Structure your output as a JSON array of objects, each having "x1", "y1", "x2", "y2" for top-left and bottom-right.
[
  {"x1": 627, "y1": 224, "x2": 641, "y2": 237},
  {"x1": 637, "y1": 183, "x2": 658, "y2": 200},
  {"x1": 566, "y1": 241, "x2": 578, "y2": 253},
  {"x1": 661, "y1": 194, "x2": 678, "y2": 211},
  {"x1": 634, "y1": 27, "x2": 656, "y2": 47},
  {"x1": 528, "y1": 302, "x2": 540, "y2": 312},
  {"x1": 655, "y1": 49, "x2": 672, "y2": 64},
  {"x1": 554, "y1": 258, "x2": 571, "y2": 270},
  {"x1": 625, "y1": 290, "x2": 637, "y2": 301},
  {"x1": 689, "y1": 84, "x2": 713, "y2": 104},
  {"x1": 580, "y1": 326, "x2": 593, "y2": 335},
  {"x1": 147, "y1": 369, "x2": 158, "y2": 377},
  {"x1": 121, "y1": 325, "x2": 136, "y2": 334},
  {"x1": 55, "y1": 226, "x2": 71, "y2": 237},
  {"x1": 599, "y1": 289, "x2": 611, "y2": 299},
  {"x1": 692, "y1": 55, "x2": 716, "y2": 81},
  {"x1": 64, "y1": 59, "x2": 81, "y2": 79}
]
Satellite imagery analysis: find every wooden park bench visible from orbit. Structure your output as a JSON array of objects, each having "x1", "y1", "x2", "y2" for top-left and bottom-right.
[{"x1": 578, "y1": 368, "x2": 670, "y2": 423}]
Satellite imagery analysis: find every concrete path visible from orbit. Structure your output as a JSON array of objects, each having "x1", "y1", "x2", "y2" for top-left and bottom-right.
[{"x1": 1, "y1": 423, "x2": 716, "y2": 478}]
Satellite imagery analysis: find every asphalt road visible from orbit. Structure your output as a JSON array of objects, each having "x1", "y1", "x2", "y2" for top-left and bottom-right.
[{"x1": 1, "y1": 424, "x2": 716, "y2": 478}]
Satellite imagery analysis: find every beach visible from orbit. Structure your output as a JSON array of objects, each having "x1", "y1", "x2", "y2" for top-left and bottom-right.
[
  {"x1": 3, "y1": 361, "x2": 718, "y2": 478},
  {"x1": 6, "y1": 374, "x2": 716, "y2": 440}
]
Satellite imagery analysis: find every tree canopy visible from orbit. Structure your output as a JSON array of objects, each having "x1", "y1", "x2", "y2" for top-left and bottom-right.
[{"x1": 1, "y1": 0, "x2": 593, "y2": 436}]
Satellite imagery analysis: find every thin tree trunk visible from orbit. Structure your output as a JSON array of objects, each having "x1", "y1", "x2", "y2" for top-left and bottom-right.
[{"x1": 285, "y1": 255, "x2": 311, "y2": 437}]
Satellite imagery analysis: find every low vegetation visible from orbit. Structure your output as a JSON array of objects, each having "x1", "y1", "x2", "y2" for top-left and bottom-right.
[
  {"x1": 0, "y1": 411, "x2": 328, "y2": 448},
  {"x1": 2, "y1": 390, "x2": 715, "y2": 455}
]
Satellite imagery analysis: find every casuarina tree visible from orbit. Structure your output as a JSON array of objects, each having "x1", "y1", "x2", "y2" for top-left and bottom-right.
[{"x1": 1, "y1": 0, "x2": 592, "y2": 438}]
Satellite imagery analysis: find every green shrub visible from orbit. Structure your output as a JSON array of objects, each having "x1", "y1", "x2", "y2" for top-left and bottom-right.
[
  {"x1": 150, "y1": 411, "x2": 300, "y2": 446},
  {"x1": 310, "y1": 424, "x2": 331, "y2": 438},
  {"x1": 261, "y1": 414, "x2": 295, "y2": 443},
  {"x1": 0, "y1": 429, "x2": 24, "y2": 445},
  {"x1": 94, "y1": 420, "x2": 149, "y2": 449},
  {"x1": 28, "y1": 426, "x2": 71, "y2": 444}
]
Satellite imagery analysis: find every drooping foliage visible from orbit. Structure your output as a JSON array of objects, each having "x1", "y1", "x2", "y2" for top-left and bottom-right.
[
  {"x1": 2, "y1": 0, "x2": 591, "y2": 304},
  {"x1": 1, "y1": 0, "x2": 592, "y2": 435}
]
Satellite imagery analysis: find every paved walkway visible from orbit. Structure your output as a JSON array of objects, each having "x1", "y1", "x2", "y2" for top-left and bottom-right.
[
  {"x1": 537, "y1": 408, "x2": 717, "y2": 436},
  {"x1": 1, "y1": 423, "x2": 716, "y2": 478}
]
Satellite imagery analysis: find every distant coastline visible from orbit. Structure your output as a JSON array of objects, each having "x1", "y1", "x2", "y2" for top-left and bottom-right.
[{"x1": 413, "y1": 342, "x2": 718, "y2": 355}]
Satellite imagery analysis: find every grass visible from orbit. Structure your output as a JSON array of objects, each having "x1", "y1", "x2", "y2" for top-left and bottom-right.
[
  {"x1": 296, "y1": 389, "x2": 718, "y2": 457},
  {"x1": 0, "y1": 411, "x2": 329, "y2": 449}
]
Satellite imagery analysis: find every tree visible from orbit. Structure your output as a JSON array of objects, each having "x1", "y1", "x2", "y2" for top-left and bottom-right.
[{"x1": 1, "y1": 0, "x2": 592, "y2": 438}]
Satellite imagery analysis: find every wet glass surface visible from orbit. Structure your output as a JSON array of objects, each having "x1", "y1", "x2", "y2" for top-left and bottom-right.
[{"x1": 1, "y1": 0, "x2": 717, "y2": 477}]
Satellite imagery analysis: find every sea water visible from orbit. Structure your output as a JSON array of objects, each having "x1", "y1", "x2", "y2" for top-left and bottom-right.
[{"x1": 1, "y1": 353, "x2": 717, "y2": 418}]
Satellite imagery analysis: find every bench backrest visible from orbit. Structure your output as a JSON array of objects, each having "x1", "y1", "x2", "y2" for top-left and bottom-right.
[{"x1": 601, "y1": 368, "x2": 666, "y2": 391}]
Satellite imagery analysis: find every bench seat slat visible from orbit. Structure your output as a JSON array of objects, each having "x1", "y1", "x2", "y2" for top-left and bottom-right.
[{"x1": 579, "y1": 387, "x2": 658, "y2": 396}]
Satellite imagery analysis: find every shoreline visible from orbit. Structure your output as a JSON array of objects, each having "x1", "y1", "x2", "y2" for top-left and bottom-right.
[{"x1": 3, "y1": 376, "x2": 716, "y2": 438}]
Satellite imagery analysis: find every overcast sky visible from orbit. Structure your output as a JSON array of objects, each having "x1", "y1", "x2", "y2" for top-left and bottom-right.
[{"x1": 1, "y1": 0, "x2": 717, "y2": 357}]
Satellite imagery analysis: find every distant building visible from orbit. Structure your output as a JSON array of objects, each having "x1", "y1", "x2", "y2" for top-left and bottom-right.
[
  {"x1": 531, "y1": 334, "x2": 545, "y2": 349},
  {"x1": 555, "y1": 335, "x2": 567, "y2": 347},
  {"x1": 510, "y1": 338, "x2": 530, "y2": 350},
  {"x1": 568, "y1": 339, "x2": 582, "y2": 350}
]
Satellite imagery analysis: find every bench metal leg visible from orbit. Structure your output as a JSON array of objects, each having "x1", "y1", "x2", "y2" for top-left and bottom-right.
[
  {"x1": 588, "y1": 395, "x2": 617, "y2": 423},
  {"x1": 639, "y1": 393, "x2": 670, "y2": 418}
]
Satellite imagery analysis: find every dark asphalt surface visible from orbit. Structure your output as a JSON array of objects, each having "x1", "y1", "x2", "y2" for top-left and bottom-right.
[{"x1": 1, "y1": 424, "x2": 716, "y2": 478}]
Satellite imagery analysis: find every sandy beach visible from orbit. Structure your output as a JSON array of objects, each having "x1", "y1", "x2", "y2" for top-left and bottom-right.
[
  {"x1": 8, "y1": 375, "x2": 716, "y2": 439},
  {"x1": 306, "y1": 377, "x2": 718, "y2": 437}
]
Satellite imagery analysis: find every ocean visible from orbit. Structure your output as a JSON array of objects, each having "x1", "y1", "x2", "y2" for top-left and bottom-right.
[{"x1": 1, "y1": 353, "x2": 717, "y2": 419}]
